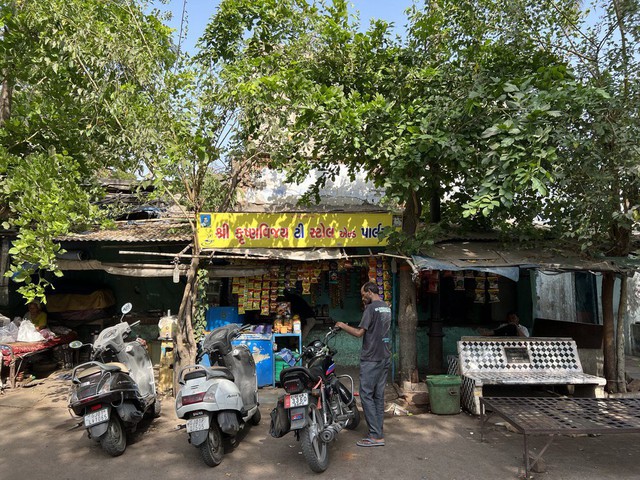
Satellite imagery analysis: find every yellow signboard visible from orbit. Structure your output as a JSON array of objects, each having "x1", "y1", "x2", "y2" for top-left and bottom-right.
[{"x1": 197, "y1": 212, "x2": 401, "y2": 249}]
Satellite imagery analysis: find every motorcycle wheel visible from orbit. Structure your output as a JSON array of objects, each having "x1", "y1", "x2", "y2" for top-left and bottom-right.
[
  {"x1": 200, "y1": 421, "x2": 224, "y2": 467},
  {"x1": 250, "y1": 407, "x2": 261, "y2": 425},
  {"x1": 99, "y1": 415, "x2": 127, "y2": 457},
  {"x1": 300, "y1": 403, "x2": 329, "y2": 473},
  {"x1": 338, "y1": 383, "x2": 361, "y2": 430},
  {"x1": 152, "y1": 398, "x2": 162, "y2": 418}
]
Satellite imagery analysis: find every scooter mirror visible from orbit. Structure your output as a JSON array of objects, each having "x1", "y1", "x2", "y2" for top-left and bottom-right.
[
  {"x1": 69, "y1": 340, "x2": 84, "y2": 349},
  {"x1": 121, "y1": 303, "x2": 133, "y2": 315}
]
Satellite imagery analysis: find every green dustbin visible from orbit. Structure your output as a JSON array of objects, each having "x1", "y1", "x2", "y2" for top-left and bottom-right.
[{"x1": 426, "y1": 375, "x2": 461, "y2": 415}]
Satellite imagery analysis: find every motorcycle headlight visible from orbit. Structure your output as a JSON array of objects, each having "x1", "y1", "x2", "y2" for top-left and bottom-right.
[
  {"x1": 175, "y1": 391, "x2": 183, "y2": 410},
  {"x1": 203, "y1": 384, "x2": 218, "y2": 403}
]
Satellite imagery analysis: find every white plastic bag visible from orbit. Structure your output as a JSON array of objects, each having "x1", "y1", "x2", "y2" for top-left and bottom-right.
[
  {"x1": 0, "y1": 321, "x2": 19, "y2": 343},
  {"x1": 17, "y1": 319, "x2": 45, "y2": 342}
]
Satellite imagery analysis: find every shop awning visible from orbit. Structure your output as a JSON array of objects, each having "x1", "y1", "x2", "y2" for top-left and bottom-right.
[
  {"x1": 411, "y1": 256, "x2": 521, "y2": 282},
  {"x1": 412, "y1": 241, "x2": 625, "y2": 281},
  {"x1": 57, "y1": 259, "x2": 269, "y2": 278}
]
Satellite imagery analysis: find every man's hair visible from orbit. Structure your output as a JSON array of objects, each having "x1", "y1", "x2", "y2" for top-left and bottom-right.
[{"x1": 362, "y1": 281, "x2": 379, "y2": 295}]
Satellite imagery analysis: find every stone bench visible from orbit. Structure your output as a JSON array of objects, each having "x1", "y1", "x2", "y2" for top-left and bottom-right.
[{"x1": 457, "y1": 337, "x2": 606, "y2": 415}]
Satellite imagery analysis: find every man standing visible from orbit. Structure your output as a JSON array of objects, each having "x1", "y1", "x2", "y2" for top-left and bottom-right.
[{"x1": 335, "y1": 281, "x2": 391, "y2": 447}]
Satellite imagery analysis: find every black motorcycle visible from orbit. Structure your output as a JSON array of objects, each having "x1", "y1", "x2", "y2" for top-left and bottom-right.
[
  {"x1": 272, "y1": 327, "x2": 360, "y2": 473},
  {"x1": 68, "y1": 303, "x2": 160, "y2": 456}
]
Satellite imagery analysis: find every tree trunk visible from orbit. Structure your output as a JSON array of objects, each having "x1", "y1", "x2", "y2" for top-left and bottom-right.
[
  {"x1": 616, "y1": 275, "x2": 628, "y2": 393},
  {"x1": 172, "y1": 254, "x2": 200, "y2": 395},
  {"x1": 602, "y1": 272, "x2": 616, "y2": 392},
  {"x1": 397, "y1": 193, "x2": 420, "y2": 382},
  {"x1": 398, "y1": 265, "x2": 418, "y2": 382},
  {"x1": 0, "y1": 74, "x2": 12, "y2": 127}
]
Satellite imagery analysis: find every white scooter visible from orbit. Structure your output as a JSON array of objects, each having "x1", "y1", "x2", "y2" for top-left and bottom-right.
[{"x1": 175, "y1": 324, "x2": 261, "y2": 467}]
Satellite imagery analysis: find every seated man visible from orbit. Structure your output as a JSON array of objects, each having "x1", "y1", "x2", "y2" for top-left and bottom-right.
[{"x1": 480, "y1": 311, "x2": 529, "y2": 337}]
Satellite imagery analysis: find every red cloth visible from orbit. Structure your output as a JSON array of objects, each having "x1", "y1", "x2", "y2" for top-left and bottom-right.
[{"x1": 1, "y1": 332, "x2": 77, "y2": 366}]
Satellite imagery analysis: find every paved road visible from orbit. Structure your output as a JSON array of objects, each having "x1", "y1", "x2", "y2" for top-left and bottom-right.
[{"x1": 1, "y1": 373, "x2": 639, "y2": 479}]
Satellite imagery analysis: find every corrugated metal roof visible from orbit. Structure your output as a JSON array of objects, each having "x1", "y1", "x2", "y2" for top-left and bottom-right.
[
  {"x1": 415, "y1": 241, "x2": 624, "y2": 272},
  {"x1": 58, "y1": 220, "x2": 192, "y2": 243}
]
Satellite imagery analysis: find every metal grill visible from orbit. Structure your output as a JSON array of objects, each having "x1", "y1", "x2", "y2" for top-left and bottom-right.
[
  {"x1": 482, "y1": 397, "x2": 640, "y2": 435},
  {"x1": 480, "y1": 397, "x2": 640, "y2": 477}
]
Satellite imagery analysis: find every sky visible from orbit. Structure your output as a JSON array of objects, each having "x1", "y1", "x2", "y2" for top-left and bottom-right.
[{"x1": 158, "y1": 0, "x2": 416, "y2": 55}]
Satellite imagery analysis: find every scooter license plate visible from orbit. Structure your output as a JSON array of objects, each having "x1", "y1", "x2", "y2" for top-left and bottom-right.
[
  {"x1": 284, "y1": 393, "x2": 309, "y2": 409},
  {"x1": 84, "y1": 408, "x2": 109, "y2": 427},
  {"x1": 186, "y1": 415, "x2": 210, "y2": 433}
]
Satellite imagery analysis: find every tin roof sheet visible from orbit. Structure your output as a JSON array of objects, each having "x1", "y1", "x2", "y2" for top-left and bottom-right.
[{"x1": 58, "y1": 220, "x2": 192, "y2": 243}]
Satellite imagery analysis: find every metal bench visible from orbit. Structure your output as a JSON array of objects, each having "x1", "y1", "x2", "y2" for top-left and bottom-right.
[
  {"x1": 457, "y1": 337, "x2": 606, "y2": 415},
  {"x1": 480, "y1": 396, "x2": 640, "y2": 478}
]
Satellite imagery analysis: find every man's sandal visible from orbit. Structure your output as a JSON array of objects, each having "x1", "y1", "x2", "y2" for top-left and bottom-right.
[{"x1": 356, "y1": 437, "x2": 385, "y2": 447}]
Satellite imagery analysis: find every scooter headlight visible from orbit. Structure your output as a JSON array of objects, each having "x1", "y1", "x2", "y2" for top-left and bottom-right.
[{"x1": 203, "y1": 384, "x2": 218, "y2": 403}]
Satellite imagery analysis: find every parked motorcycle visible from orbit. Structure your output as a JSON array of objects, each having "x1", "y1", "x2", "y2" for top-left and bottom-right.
[
  {"x1": 175, "y1": 323, "x2": 261, "y2": 467},
  {"x1": 68, "y1": 303, "x2": 160, "y2": 457},
  {"x1": 273, "y1": 326, "x2": 360, "y2": 473}
]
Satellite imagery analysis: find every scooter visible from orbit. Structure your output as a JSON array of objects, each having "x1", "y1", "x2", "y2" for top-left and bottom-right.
[
  {"x1": 175, "y1": 323, "x2": 261, "y2": 467},
  {"x1": 273, "y1": 326, "x2": 360, "y2": 473},
  {"x1": 68, "y1": 303, "x2": 160, "y2": 456}
]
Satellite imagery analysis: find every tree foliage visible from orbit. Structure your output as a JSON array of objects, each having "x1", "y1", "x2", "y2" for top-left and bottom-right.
[
  {"x1": 0, "y1": 0, "x2": 176, "y2": 301},
  {"x1": 200, "y1": 0, "x2": 639, "y2": 384}
]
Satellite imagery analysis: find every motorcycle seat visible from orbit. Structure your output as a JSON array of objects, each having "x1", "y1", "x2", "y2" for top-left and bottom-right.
[
  {"x1": 184, "y1": 366, "x2": 234, "y2": 382},
  {"x1": 107, "y1": 362, "x2": 129, "y2": 373},
  {"x1": 77, "y1": 362, "x2": 129, "y2": 379},
  {"x1": 280, "y1": 366, "x2": 321, "y2": 385}
]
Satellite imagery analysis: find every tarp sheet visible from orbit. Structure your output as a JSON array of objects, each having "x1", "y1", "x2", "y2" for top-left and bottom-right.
[
  {"x1": 412, "y1": 256, "x2": 521, "y2": 282},
  {"x1": 57, "y1": 259, "x2": 268, "y2": 278}
]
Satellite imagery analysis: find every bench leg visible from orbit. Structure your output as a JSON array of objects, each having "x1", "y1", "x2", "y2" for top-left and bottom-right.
[
  {"x1": 9, "y1": 359, "x2": 16, "y2": 389},
  {"x1": 522, "y1": 435, "x2": 553, "y2": 478},
  {"x1": 472, "y1": 386, "x2": 483, "y2": 415}
]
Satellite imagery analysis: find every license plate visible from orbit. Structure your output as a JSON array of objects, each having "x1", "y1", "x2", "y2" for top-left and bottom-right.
[
  {"x1": 186, "y1": 415, "x2": 210, "y2": 433},
  {"x1": 84, "y1": 408, "x2": 109, "y2": 427},
  {"x1": 284, "y1": 393, "x2": 309, "y2": 409}
]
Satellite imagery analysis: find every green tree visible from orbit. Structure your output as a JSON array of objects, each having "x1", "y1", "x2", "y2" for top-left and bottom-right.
[
  {"x1": 201, "y1": 0, "x2": 578, "y2": 381},
  {"x1": 464, "y1": 0, "x2": 640, "y2": 392},
  {"x1": 139, "y1": 60, "x2": 265, "y2": 384},
  {"x1": 0, "y1": 0, "x2": 175, "y2": 301}
]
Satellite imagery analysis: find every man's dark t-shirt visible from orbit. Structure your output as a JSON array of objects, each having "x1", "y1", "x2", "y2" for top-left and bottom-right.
[{"x1": 358, "y1": 300, "x2": 391, "y2": 361}]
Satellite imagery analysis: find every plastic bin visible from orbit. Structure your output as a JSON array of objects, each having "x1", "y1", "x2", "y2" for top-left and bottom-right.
[
  {"x1": 426, "y1": 375, "x2": 461, "y2": 415},
  {"x1": 206, "y1": 307, "x2": 244, "y2": 331},
  {"x1": 274, "y1": 357, "x2": 289, "y2": 383}
]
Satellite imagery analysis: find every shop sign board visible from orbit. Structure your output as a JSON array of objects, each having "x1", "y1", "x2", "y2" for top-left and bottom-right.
[{"x1": 197, "y1": 212, "x2": 401, "y2": 249}]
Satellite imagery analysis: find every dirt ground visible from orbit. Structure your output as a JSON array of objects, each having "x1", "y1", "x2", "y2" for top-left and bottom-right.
[{"x1": 1, "y1": 369, "x2": 640, "y2": 480}]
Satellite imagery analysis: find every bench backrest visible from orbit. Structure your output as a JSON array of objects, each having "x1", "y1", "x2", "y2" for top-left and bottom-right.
[{"x1": 458, "y1": 337, "x2": 584, "y2": 375}]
